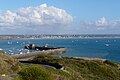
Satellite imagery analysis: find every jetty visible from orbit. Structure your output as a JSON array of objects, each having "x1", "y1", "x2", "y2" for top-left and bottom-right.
[{"x1": 11, "y1": 48, "x2": 67, "y2": 59}]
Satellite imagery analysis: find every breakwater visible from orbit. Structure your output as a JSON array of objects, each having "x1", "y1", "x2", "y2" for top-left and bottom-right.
[{"x1": 11, "y1": 48, "x2": 67, "y2": 59}]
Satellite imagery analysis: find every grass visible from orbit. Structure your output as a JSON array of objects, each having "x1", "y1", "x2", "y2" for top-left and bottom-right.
[
  {"x1": 31, "y1": 55, "x2": 120, "y2": 80},
  {"x1": 1, "y1": 52, "x2": 120, "y2": 80},
  {"x1": 15, "y1": 64, "x2": 55, "y2": 80},
  {"x1": 0, "y1": 52, "x2": 22, "y2": 75},
  {"x1": 48, "y1": 69, "x2": 71, "y2": 78}
]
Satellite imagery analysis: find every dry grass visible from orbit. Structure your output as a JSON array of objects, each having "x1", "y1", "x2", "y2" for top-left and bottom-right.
[{"x1": 0, "y1": 52, "x2": 22, "y2": 75}]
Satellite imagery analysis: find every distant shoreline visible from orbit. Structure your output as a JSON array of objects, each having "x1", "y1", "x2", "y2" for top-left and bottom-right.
[{"x1": 1, "y1": 35, "x2": 120, "y2": 40}]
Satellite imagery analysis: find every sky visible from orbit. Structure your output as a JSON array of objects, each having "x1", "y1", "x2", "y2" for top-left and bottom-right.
[{"x1": 0, "y1": 0, "x2": 120, "y2": 35}]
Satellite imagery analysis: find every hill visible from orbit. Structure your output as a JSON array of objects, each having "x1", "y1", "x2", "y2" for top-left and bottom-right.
[
  {"x1": 29, "y1": 55, "x2": 120, "y2": 80},
  {"x1": 1, "y1": 51, "x2": 120, "y2": 80},
  {"x1": 0, "y1": 51, "x2": 22, "y2": 80}
]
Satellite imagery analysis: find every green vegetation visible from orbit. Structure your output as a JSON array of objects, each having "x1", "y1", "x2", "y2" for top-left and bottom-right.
[
  {"x1": 14, "y1": 64, "x2": 55, "y2": 80},
  {"x1": 32, "y1": 55, "x2": 120, "y2": 80},
  {"x1": 0, "y1": 52, "x2": 22, "y2": 75},
  {"x1": 49, "y1": 69, "x2": 71, "y2": 78},
  {"x1": 1, "y1": 51, "x2": 120, "y2": 80}
]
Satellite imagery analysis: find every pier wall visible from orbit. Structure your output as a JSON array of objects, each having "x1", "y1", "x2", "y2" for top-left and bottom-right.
[{"x1": 11, "y1": 48, "x2": 67, "y2": 59}]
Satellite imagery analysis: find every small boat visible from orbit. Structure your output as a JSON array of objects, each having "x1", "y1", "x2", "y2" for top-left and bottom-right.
[{"x1": 24, "y1": 44, "x2": 64, "y2": 51}]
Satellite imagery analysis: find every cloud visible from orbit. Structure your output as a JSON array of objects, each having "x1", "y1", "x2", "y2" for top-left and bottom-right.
[
  {"x1": 80, "y1": 17, "x2": 120, "y2": 30},
  {"x1": 0, "y1": 3, "x2": 73, "y2": 28},
  {"x1": 95, "y1": 17, "x2": 120, "y2": 28},
  {"x1": 77, "y1": 17, "x2": 120, "y2": 34},
  {"x1": 95, "y1": 17, "x2": 108, "y2": 27}
]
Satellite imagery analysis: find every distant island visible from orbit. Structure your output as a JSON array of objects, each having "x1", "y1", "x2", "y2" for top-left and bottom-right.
[{"x1": 1, "y1": 34, "x2": 120, "y2": 40}]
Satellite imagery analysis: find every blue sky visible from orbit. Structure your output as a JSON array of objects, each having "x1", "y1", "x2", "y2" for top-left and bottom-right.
[{"x1": 0, "y1": 0, "x2": 120, "y2": 34}]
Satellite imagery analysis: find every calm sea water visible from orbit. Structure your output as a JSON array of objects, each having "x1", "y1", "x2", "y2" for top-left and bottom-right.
[{"x1": 0, "y1": 38, "x2": 120, "y2": 62}]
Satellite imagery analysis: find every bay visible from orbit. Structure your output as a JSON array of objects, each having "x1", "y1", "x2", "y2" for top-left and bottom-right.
[{"x1": 0, "y1": 38, "x2": 120, "y2": 62}]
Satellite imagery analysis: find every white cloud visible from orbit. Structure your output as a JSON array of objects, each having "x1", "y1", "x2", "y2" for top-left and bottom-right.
[
  {"x1": 80, "y1": 17, "x2": 120, "y2": 30},
  {"x1": 0, "y1": 3, "x2": 73, "y2": 28},
  {"x1": 77, "y1": 17, "x2": 120, "y2": 34},
  {"x1": 95, "y1": 17, "x2": 108, "y2": 27},
  {"x1": 96, "y1": 17, "x2": 120, "y2": 28}
]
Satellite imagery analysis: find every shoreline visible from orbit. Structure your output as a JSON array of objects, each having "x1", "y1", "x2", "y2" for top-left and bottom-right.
[
  {"x1": 1, "y1": 37, "x2": 120, "y2": 40},
  {"x1": 1, "y1": 35, "x2": 120, "y2": 40}
]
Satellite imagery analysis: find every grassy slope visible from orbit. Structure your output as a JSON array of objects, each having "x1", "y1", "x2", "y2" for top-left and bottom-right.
[
  {"x1": 32, "y1": 55, "x2": 120, "y2": 80},
  {"x1": 0, "y1": 51, "x2": 22, "y2": 75},
  {"x1": 1, "y1": 51, "x2": 120, "y2": 80}
]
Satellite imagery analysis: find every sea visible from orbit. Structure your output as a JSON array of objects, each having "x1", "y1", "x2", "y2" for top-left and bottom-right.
[{"x1": 0, "y1": 38, "x2": 120, "y2": 62}]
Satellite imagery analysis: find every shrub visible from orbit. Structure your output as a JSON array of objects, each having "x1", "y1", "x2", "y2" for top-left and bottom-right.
[
  {"x1": 18, "y1": 65, "x2": 55, "y2": 80},
  {"x1": 0, "y1": 53, "x2": 22, "y2": 74}
]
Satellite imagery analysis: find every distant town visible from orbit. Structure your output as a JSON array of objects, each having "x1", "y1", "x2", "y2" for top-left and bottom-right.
[{"x1": 0, "y1": 34, "x2": 120, "y2": 40}]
